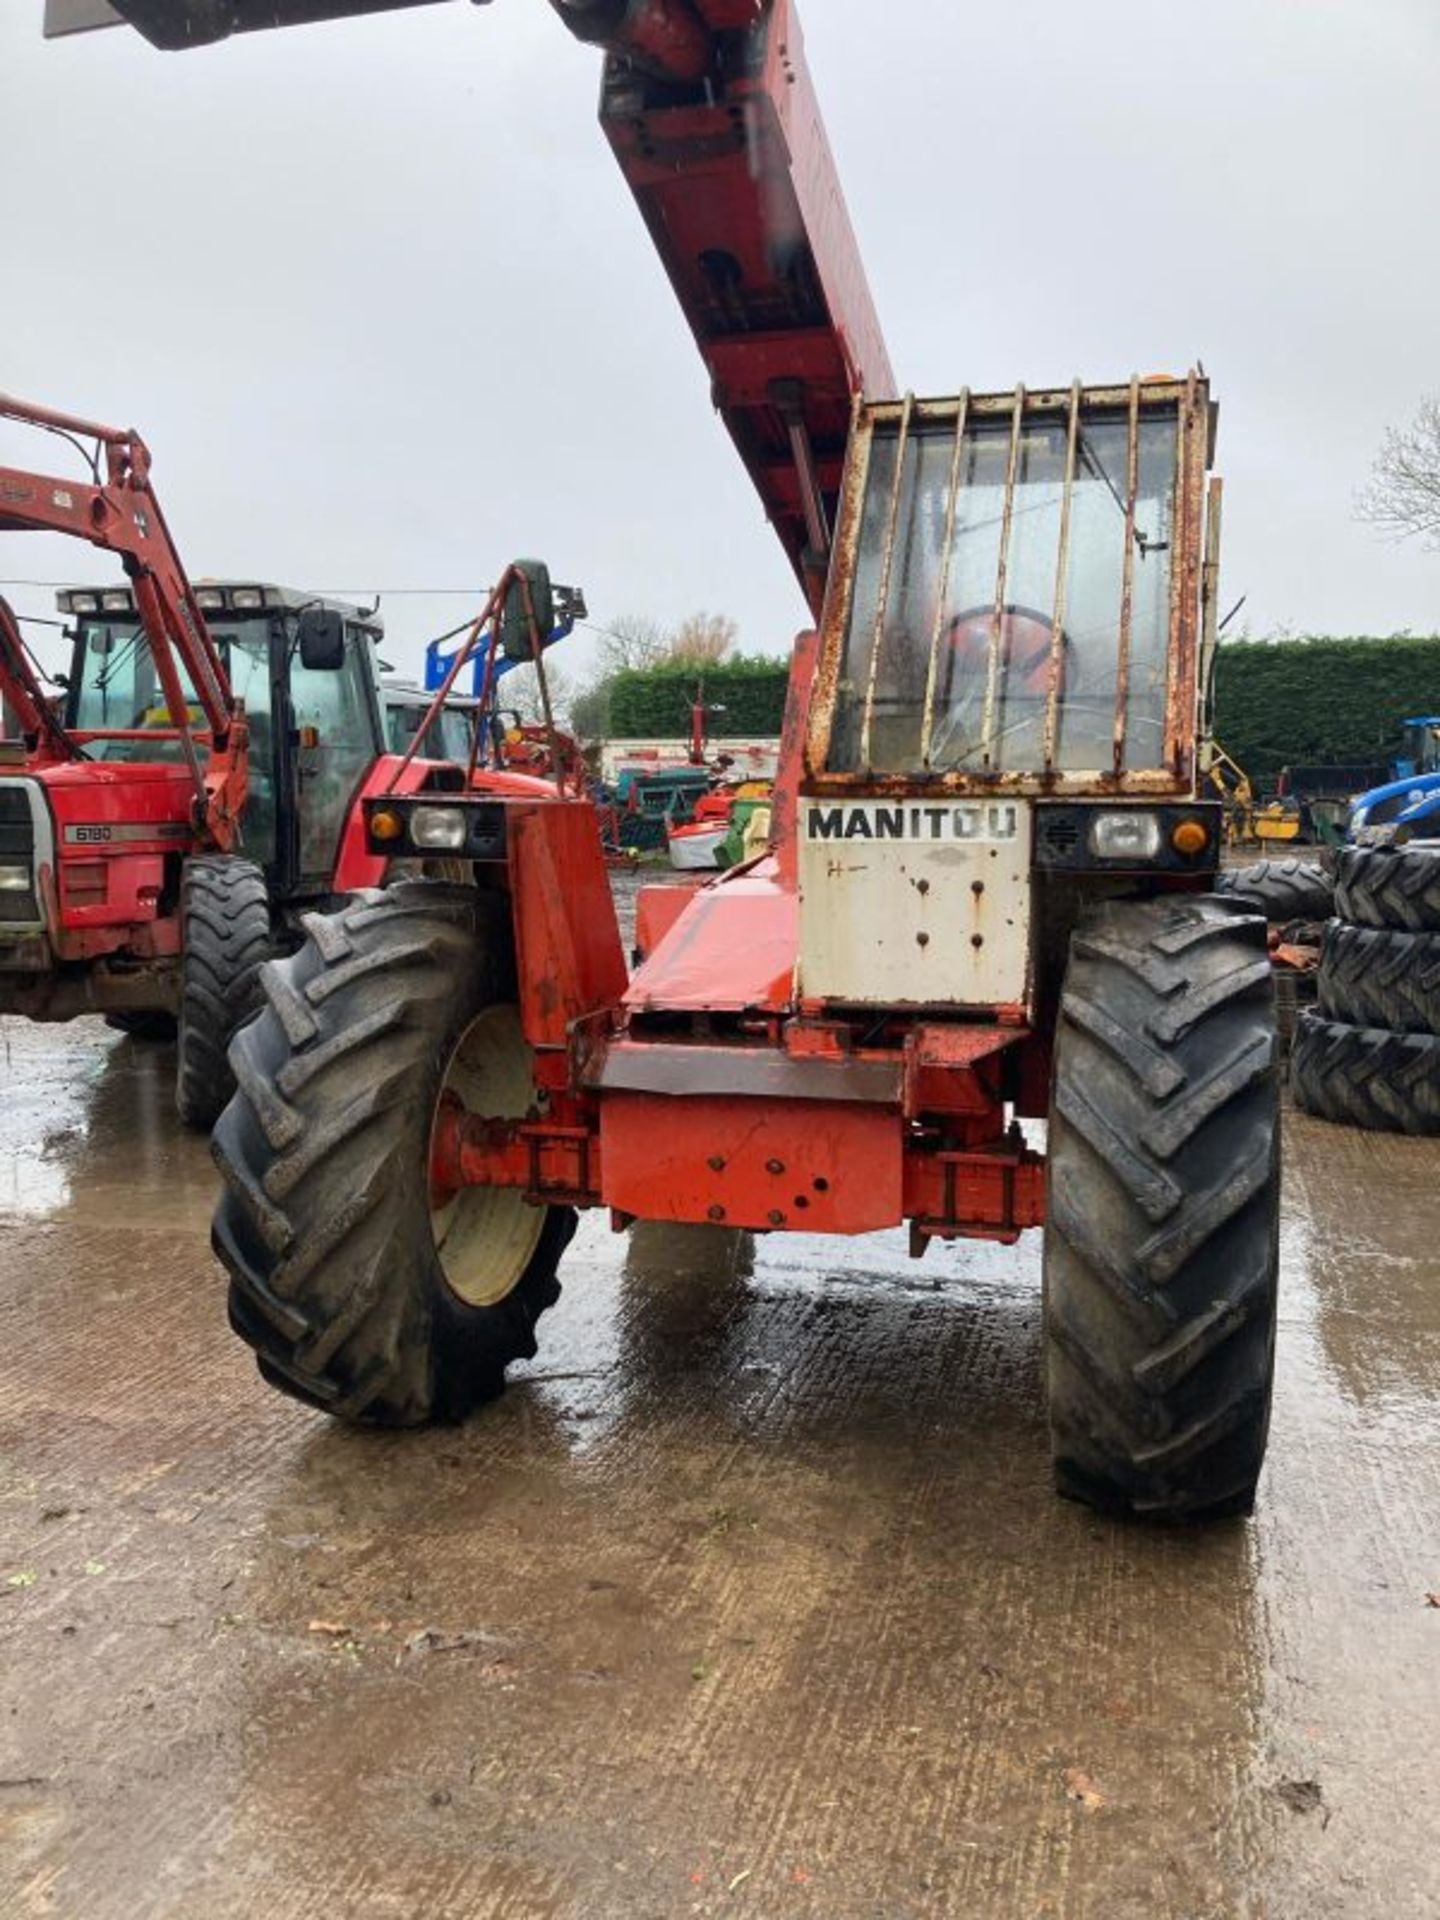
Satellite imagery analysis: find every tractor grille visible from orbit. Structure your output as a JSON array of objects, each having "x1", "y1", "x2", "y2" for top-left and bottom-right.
[
  {"x1": 1035, "y1": 811, "x2": 1083, "y2": 863},
  {"x1": 0, "y1": 783, "x2": 39, "y2": 925}
]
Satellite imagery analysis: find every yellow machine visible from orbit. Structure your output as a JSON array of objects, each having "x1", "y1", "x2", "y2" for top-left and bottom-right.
[{"x1": 1205, "y1": 744, "x2": 1303, "y2": 847}]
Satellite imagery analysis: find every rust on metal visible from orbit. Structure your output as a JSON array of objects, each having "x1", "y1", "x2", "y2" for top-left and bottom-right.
[
  {"x1": 1110, "y1": 375, "x2": 1142, "y2": 777},
  {"x1": 919, "y1": 387, "x2": 970, "y2": 768},
  {"x1": 1041, "y1": 380, "x2": 1082, "y2": 771},
  {"x1": 858, "y1": 391, "x2": 914, "y2": 769},
  {"x1": 980, "y1": 385, "x2": 1026, "y2": 771}
]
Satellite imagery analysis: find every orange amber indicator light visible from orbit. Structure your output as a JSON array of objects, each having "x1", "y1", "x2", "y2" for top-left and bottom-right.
[
  {"x1": 369, "y1": 809, "x2": 405, "y2": 843},
  {"x1": 1171, "y1": 819, "x2": 1208, "y2": 857}
]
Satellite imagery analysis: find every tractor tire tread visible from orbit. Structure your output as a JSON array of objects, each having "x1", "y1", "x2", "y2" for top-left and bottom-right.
[
  {"x1": 1290, "y1": 1011, "x2": 1440, "y2": 1134},
  {"x1": 211, "y1": 879, "x2": 574, "y2": 1426},
  {"x1": 1335, "y1": 844, "x2": 1440, "y2": 932},
  {"x1": 1214, "y1": 858, "x2": 1334, "y2": 923},
  {"x1": 1045, "y1": 893, "x2": 1281, "y2": 1521},
  {"x1": 176, "y1": 856, "x2": 272, "y2": 1132},
  {"x1": 1316, "y1": 921, "x2": 1440, "y2": 1034}
]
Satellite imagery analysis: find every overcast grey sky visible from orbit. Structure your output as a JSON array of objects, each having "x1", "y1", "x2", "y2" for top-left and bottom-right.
[{"x1": 2, "y1": 0, "x2": 1438, "y2": 687}]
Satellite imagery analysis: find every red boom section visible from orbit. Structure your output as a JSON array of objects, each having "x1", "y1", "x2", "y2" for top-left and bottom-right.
[
  {"x1": 583, "y1": 0, "x2": 895, "y2": 611},
  {"x1": 67, "y1": 0, "x2": 896, "y2": 616}
]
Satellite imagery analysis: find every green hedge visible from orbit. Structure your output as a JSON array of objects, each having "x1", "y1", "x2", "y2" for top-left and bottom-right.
[
  {"x1": 1215, "y1": 634, "x2": 1440, "y2": 784},
  {"x1": 598, "y1": 656, "x2": 790, "y2": 739}
]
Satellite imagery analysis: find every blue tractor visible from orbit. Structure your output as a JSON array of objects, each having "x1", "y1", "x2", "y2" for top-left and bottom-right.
[{"x1": 1348, "y1": 717, "x2": 1440, "y2": 845}]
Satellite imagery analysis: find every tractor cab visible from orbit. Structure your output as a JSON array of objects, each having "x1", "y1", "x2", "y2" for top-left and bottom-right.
[
  {"x1": 58, "y1": 581, "x2": 385, "y2": 898},
  {"x1": 1397, "y1": 718, "x2": 1440, "y2": 780},
  {"x1": 799, "y1": 377, "x2": 1217, "y2": 1009},
  {"x1": 381, "y1": 678, "x2": 479, "y2": 765}
]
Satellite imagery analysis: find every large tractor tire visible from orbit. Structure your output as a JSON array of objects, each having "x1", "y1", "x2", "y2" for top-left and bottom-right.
[
  {"x1": 211, "y1": 881, "x2": 575, "y2": 1425},
  {"x1": 176, "y1": 855, "x2": 272, "y2": 1131},
  {"x1": 1317, "y1": 922, "x2": 1440, "y2": 1035},
  {"x1": 1214, "y1": 857, "x2": 1333, "y2": 923},
  {"x1": 1335, "y1": 844, "x2": 1440, "y2": 933},
  {"x1": 1044, "y1": 895, "x2": 1281, "y2": 1521},
  {"x1": 1290, "y1": 1011, "x2": 1440, "y2": 1135}
]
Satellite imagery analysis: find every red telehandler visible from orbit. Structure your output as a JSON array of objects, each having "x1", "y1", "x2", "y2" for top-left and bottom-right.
[{"x1": 68, "y1": 0, "x2": 1282, "y2": 1521}]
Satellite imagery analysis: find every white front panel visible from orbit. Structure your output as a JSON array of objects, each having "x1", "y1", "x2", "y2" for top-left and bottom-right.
[{"x1": 797, "y1": 799, "x2": 1032, "y2": 1007}]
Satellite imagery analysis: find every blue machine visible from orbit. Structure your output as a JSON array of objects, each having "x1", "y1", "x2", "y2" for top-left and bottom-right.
[
  {"x1": 1348, "y1": 716, "x2": 1440, "y2": 844},
  {"x1": 422, "y1": 587, "x2": 585, "y2": 701}
]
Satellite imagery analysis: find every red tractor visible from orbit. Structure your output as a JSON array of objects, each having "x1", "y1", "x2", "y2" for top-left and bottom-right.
[
  {"x1": 68, "y1": 0, "x2": 1282, "y2": 1519},
  {"x1": 0, "y1": 394, "x2": 534, "y2": 1126}
]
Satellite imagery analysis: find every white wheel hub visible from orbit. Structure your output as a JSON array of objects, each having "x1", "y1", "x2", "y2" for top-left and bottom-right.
[{"x1": 430, "y1": 1004, "x2": 546, "y2": 1309}]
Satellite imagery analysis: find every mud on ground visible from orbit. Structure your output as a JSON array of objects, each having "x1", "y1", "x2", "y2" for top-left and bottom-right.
[{"x1": 1, "y1": 1015, "x2": 1437, "y2": 1919}]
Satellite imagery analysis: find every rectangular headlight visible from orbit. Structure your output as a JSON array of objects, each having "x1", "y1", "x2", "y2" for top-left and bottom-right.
[
  {"x1": 100, "y1": 590, "x2": 133, "y2": 612},
  {"x1": 1089, "y1": 812, "x2": 1162, "y2": 861},
  {"x1": 194, "y1": 587, "x2": 226, "y2": 611},
  {"x1": 67, "y1": 592, "x2": 100, "y2": 613},
  {"x1": 230, "y1": 587, "x2": 265, "y2": 610},
  {"x1": 409, "y1": 806, "x2": 467, "y2": 851},
  {"x1": 0, "y1": 865, "x2": 33, "y2": 891}
]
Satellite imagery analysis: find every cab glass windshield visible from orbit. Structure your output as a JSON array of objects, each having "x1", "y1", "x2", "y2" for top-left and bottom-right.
[{"x1": 827, "y1": 392, "x2": 1184, "y2": 777}]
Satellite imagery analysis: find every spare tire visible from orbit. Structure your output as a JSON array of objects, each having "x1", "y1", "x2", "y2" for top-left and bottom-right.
[
  {"x1": 1335, "y1": 844, "x2": 1440, "y2": 933},
  {"x1": 1317, "y1": 922, "x2": 1440, "y2": 1035},
  {"x1": 1214, "y1": 858, "x2": 1333, "y2": 923},
  {"x1": 1290, "y1": 1011, "x2": 1440, "y2": 1135}
]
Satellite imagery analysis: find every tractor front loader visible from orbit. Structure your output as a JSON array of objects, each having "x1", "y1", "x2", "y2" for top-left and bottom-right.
[
  {"x1": 0, "y1": 393, "x2": 506, "y2": 1126},
  {"x1": 214, "y1": 381, "x2": 1282, "y2": 1520}
]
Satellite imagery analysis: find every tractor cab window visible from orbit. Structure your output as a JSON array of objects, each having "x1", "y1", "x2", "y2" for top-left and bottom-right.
[
  {"x1": 385, "y1": 695, "x2": 475, "y2": 765},
  {"x1": 825, "y1": 389, "x2": 1188, "y2": 778},
  {"x1": 289, "y1": 628, "x2": 383, "y2": 887},
  {"x1": 69, "y1": 618, "x2": 278, "y2": 866}
]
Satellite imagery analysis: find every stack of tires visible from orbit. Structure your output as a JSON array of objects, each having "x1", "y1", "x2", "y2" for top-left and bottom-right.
[
  {"x1": 1291, "y1": 845, "x2": 1440, "y2": 1135},
  {"x1": 1214, "y1": 857, "x2": 1333, "y2": 1048}
]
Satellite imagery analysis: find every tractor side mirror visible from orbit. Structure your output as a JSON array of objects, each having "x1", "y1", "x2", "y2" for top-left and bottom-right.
[
  {"x1": 500, "y1": 560, "x2": 554, "y2": 662},
  {"x1": 297, "y1": 606, "x2": 345, "y2": 672}
]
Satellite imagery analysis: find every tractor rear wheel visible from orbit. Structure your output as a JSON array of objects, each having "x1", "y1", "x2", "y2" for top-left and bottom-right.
[
  {"x1": 1213, "y1": 857, "x2": 1333, "y2": 923},
  {"x1": 211, "y1": 880, "x2": 574, "y2": 1425},
  {"x1": 176, "y1": 855, "x2": 272, "y2": 1131},
  {"x1": 1043, "y1": 895, "x2": 1281, "y2": 1521}
]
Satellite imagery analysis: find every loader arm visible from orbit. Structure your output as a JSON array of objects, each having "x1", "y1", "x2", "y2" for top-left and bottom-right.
[
  {"x1": 47, "y1": 0, "x2": 895, "y2": 616},
  {"x1": 0, "y1": 393, "x2": 247, "y2": 846},
  {"x1": 0, "y1": 594, "x2": 77, "y2": 762}
]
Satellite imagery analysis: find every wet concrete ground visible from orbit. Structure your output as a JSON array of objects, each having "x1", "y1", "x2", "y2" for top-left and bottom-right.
[{"x1": 1, "y1": 1014, "x2": 1438, "y2": 1919}]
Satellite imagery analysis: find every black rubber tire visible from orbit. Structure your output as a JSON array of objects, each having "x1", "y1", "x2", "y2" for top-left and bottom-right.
[
  {"x1": 1214, "y1": 858, "x2": 1334, "y2": 923},
  {"x1": 211, "y1": 880, "x2": 575, "y2": 1425},
  {"x1": 1335, "y1": 844, "x2": 1440, "y2": 933},
  {"x1": 1316, "y1": 921, "x2": 1440, "y2": 1036},
  {"x1": 1290, "y1": 1010, "x2": 1440, "y2": 1135},
  {"x1": 105, "y1": 1011, "x2": 178, "y2": 1041},
  {"x1": 1044, "y1": 894, "x2": 1281, "y2": 1522},
  {"x1": 175, "y1": 856, "x2": 272, "y2": 1131}
]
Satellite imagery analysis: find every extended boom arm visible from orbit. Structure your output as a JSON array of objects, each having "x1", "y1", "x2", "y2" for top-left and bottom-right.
[{"x1": 47, "y1": 0, "x2": 896, "y2": 616}]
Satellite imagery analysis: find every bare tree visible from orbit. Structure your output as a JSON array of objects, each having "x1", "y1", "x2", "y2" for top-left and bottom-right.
[
  {"x1": 667, "y1": 611, "x2": 738, "y2": 665},
  {"x1": 500, "y1": 660, "x2": 574, "y2": 730},
  {"x1": 595, "y1": 613, "x2": 670, "y2": 676},
  {"x1": 1358, "y1": 395, "x2": 1440, "y2": 546}
]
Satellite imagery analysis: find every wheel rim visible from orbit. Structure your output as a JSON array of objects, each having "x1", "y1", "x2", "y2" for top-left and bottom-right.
[{"x1": 429, "y1": 1005, "x2": 546, "y2": 1309}]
